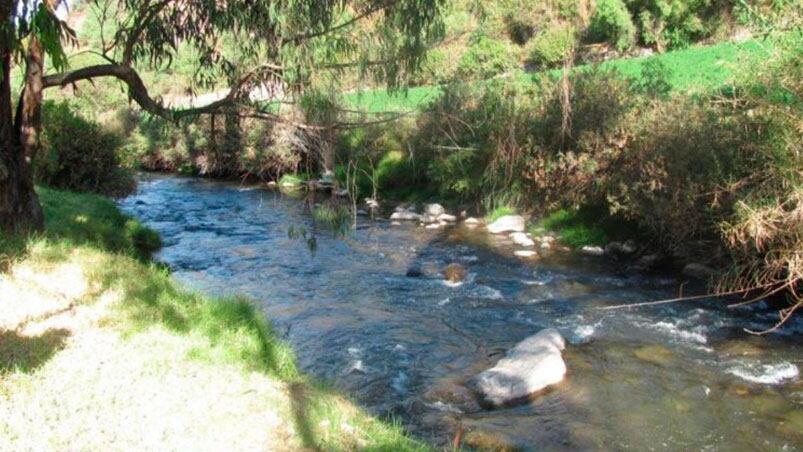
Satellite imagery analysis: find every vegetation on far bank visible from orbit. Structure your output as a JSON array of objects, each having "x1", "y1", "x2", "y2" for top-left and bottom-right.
[{"x1": 0, "y1": 188, "x2": 428, "y2": 450}]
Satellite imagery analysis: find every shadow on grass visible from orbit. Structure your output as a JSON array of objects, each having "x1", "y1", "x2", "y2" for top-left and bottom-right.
[{"x1": 0, "y1": 328, "x2": 71, "y2": 374}]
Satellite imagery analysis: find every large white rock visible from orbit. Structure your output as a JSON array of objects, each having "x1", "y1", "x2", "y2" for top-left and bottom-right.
[
  {"x1": 580, "y1": 245, "x2": 605, "y2": 256},
  {"x1": 470, "y1": 328, "x2": 566, "y2": 407},
  {"x1": 390, "y1": 211, "x2": 422, "y2": 221},
  {"x1": 424, "y1": 203, "x2": 446, "y2": 217},
  {"x1": 487, "y1": 215, "x2": 526, "y2": 234},
  {"x1": 510, "y1": 232, "x2": 535, "y2": 247}
]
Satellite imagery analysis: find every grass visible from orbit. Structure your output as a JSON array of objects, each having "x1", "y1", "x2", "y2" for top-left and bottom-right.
[
  {"x1": 485, "y1": 205, "x2": 518, "y2": 223},
  {"x1": 343, "y1": 38, "x2": 772, "y2": 113},
  {"x1": 0, "y1": 187, "x2": 429, "y2": 451},
  {"x1": 313, "y1": 202, "x2": 353, "y2": 235},
  {"x1": 277, "y1": 172, "x2": 310, "y2": 187},
  {"x1": 532, "y1": 207, "x2": 640, "y2": 248}
]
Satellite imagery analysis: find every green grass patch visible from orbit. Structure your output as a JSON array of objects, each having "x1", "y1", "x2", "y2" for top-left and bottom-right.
[
  {"x1": 278, "y1": 173, "x2": 311, "y2": 187},
  {"x1": 313, "y1": 202, "x2": 352, "y2": 235},
  {"x1": 533, "y1": 206, "x2": 640, "y2": 248},
  {"x1": 485, "y1": 205, "x2": 518, "y2": 223}
]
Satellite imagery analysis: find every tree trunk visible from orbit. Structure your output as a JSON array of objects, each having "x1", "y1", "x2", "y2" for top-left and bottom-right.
[{"x1": 0, "y1": 26, "x2": 44, "y2": 232}]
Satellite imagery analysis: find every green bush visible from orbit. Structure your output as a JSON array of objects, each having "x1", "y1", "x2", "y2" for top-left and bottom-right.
[
  {"x1": 629, "y1": 0, "x2": 723, "y2": 50},
  {"x1": 456, "y1": 36, "x2": 518, "y2": 80},
  {"x1": 37, "y1": 101, "x2": 135, "y2": 197},
  {"x1": 588, "y1": 0, "x2": 636, "y2": 51},
  {"x1": 526, "y1": 25, "x2": 577, "y2": 68}
]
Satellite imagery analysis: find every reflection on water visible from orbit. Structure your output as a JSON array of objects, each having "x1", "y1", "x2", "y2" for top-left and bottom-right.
[{"x1": 120, "y1": 174, "x2": 803, "y2": 451}]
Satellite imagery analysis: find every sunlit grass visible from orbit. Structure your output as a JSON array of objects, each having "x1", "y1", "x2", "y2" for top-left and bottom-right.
[{"x1": 485, "y1": 205, "x2": 517, "y2": 223}]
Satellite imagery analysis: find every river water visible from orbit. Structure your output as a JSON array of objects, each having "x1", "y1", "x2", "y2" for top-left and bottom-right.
[{"x1": 119, "y1": 174, "x2": 803, "y2": 451}]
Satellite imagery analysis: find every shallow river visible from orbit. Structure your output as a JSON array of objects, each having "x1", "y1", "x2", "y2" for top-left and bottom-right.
[{"x1": 120, "y1": 174, "x2": 803, "y2": 451}]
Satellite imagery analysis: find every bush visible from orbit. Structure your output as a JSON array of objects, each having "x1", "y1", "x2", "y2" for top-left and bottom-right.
[
  {"x1": 629, "y1": 0, "x2": 723, "y2": 50},
  {"x1": 456, "y1": 36, "x2": 518, "y2": 80},
  {"x1": 588, "y1": 0, "x2": 636, "y2": 51},
  {"x1": 37, "y1": 101, "x2": 135, "y2": 197},
  {"x1": 526, "y1": 25, "x2": 577, "y2": 68}
]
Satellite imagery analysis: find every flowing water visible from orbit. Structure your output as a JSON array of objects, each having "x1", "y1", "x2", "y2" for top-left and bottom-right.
[{"x1": 120, "y1": 174, "x2": 803, "y2": 451}]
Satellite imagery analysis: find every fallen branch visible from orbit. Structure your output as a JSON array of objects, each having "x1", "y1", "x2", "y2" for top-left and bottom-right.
[{"x1": 598, "y1": 281, "x2": 777, "y2": 311}]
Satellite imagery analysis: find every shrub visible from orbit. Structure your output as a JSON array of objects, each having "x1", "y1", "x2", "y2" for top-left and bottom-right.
[
  {"x1": 456, "y1": 36, "x2": 518, "y2": 80},
  {"x1": 37, "y1": 101, "x2": 135, "y2": 197},
  {"x1": 588, "y1": 0, "x2": 636, "y2": 51},
  {"x1": 526, "y1": 25, "x2": 577, "y2": 68},
  {"x1": 629, "y1": 0, "x2": 723, "y2": 50}
]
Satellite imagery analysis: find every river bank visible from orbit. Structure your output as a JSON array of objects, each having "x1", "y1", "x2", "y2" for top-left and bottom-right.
[{"x1": 0, "y1": 187, "x2": 427, "y2": 450}]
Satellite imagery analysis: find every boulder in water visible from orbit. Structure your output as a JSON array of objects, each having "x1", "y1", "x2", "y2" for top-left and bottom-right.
[
  {"x1": 487, "y1": 215, "x2": 526, "y2": 234},
  {"x1": 424, "y1": 203, "x2": 446, "y2": 217},
  {"x1": 510, "y1": 232, "x2": 535, "y2": 247},
  {"x1": 390, "y1": 211, "x2": 422, "y2": 221},
  {"x1": 470, "y1": 328, "x2": 566, "y2": 407},
  {"x1": 580, "y1": 245, "x2": 604, "y2": 256},
  {"x1": 444, "y1": 263, "x2": 467, "y2": 283}
]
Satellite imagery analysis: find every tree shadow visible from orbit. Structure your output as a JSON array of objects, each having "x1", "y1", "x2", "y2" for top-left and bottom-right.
[
  {"x1": 288, "y1": 382, "x2": 318, "y2": 450},
  {"x1": 0, "y1": 328, "x2": 71, "y2": 374}
]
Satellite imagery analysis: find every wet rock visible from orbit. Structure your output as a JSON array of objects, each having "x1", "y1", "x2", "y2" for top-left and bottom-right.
[
  {"x1": 463, "y1": 430, "x2": 521, "y2": 452},
  {"x1": 487, "y1": 215, "x2": 526, "y2": 234},
  {"x1": 437, "y1": 213, "x2": 458, "y2": 223},
  {"x1": 464, "y1": 217, "x2": 481, "y2": 225},
  {"x1": 356, "y1": 209, "x2": 368, "y2": 216},
  {"x1": 469, "y1": 328, "x2": 566, "y2": 407},
  {"x1": 634, "y1": 253, "x2": 662, "y2": 271},
  {"x1": 364, "y1": 198, "x2": 379, "y2": 209},
  {"x1": 266, "y1": 181, "x2": 277, "y2": 187},
  {"x1": 390, "y1": 211, "x2": 422, "y2": 221},
  {"x1": 425, "y1": 203, "x2": 446, "y2": 217},
  {"x1": 683, "y1": 263, "x2": 715, "y2": 281},
  {"x1": 510, "y1": 232, "x2": 535, "y2": 247},
  {"x1": 406, "y1": 267, "x2": 423, "y2": 278},
  {"x1": 718, "y1": 339, "x2": 765, "y2": 357},
  {"x1": 580, "y1": 245, "x2": 604, "y2": 256},
  {"x1": 633, "y1": 344, "x2": 675, "y2": 366},
  {"x1": 333, "y1": 188, "x2": 349, "y2": 197},
  {"x1": 514, "y1": 250, "x2": 537, "y2": 258},
  {"x1": 605, "y1": 240, "x2": 637, "y2": 256},
  {"x1": 426, "y1": 223, "x2": 441, "y2": 230},
  {"x1": 444, "y1": 263, "x2": 467, "y2": 283},
  {"x1": 395, "y1": 203, "x2": 416, "y2": 213}
]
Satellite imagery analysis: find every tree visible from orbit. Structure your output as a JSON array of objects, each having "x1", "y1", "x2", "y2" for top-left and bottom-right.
[{"x1": 0, "y1": 0, "x2": 446, "y2": 231}]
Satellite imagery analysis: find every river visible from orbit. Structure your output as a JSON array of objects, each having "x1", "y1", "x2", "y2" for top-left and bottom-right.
[{"x1": 119, "y1": 174, "x2": 803, "y2": 451}]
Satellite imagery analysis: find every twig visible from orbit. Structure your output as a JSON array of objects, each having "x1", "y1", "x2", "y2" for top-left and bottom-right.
[{"x1": 599, "y1": 282, "x2": 777, "y2": 311}]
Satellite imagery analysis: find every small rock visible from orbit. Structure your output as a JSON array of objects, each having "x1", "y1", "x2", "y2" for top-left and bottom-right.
[
  {"x1": 635, "y1": 254, "x2": 662, "y2": 270},
  {"x1": 424, "y1": 203, "x2": 446, "y2": 217},
  {"x1": 390, "y1": 211, "x2": 422, "y2": 221},
  {"x1": 633, "y1": 345, "x2": 675, "y2": 366},
  {"x1": 469, "y1": 328, "x2": 566, "y2": 407},
  {"x1": 425, "y1": 223, "x2": 441, "y2": 230},
  {"x1": 540, "y1": 242, "x2": 552, "y2": 250},
  {"x1": 464, "y1": 217, "x2": 481, "y2": 225},
  {"x1": 437, "y1": 213, "x2": 457, "y2": 223},
  {"x1": 333, "y1": 188, "x2": 349, "y2": 197},
  {"x1": 487, "y1": 215, "x2": 526, "y2": 234},
  {"x1": 514, "y1": 250, "x2": 537, "y2": 258},
  {"x1": 356, "y1": 209, "x2": 368, "y2": 216},
  {"x1": 391, "y1": 221, "x2": 401, "y2": 226},
  {"x1": 683, "y1": 263, "x2": 715, "y2": 281},
  {"x1": 406, "y1": 267, "x2": 423, "y2": 278},
  {"x1": 364, "y1": 198, "x2": 379, "y2": 209},
  {"x1": 605, "y1": 241, "x2": 637, "y2": 256},
  {"x1": 510, "y1": 232, "x2": 535, "y2": 247},
  {"x1": 394, "y1": 204, "x2": 417, "y2": 213},
  {"x1": 444, "y1": 263, "x2": 467, "y2": 283},
  {"x1": 266, "y1": 181, "x2": 277, "y2": 187},
  {"x1": 580, "y1": 245, "x2": 605, "y2": 256}
]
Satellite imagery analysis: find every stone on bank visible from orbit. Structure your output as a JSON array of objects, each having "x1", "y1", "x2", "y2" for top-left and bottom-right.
[{"x1": 487, "y1": 215, "x2": 526, "y2": 234}]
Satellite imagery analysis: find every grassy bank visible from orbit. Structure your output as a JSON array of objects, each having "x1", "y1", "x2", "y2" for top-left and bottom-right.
[{"x1": 0, "y1": 188, "x2": 427, "y2": 451}]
